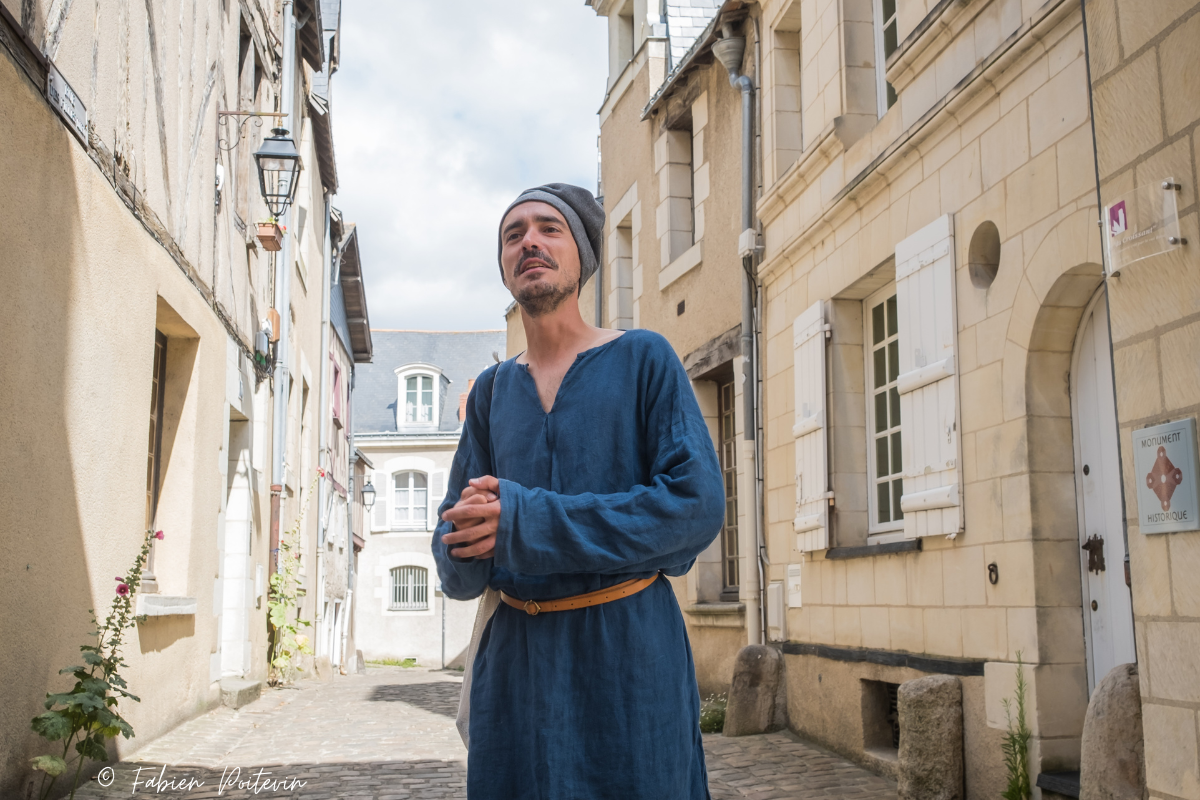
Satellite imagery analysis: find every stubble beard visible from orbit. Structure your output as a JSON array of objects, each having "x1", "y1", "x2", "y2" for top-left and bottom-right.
[{"x1": 513, "y1": 251, "x2": 578, "y2": 318}]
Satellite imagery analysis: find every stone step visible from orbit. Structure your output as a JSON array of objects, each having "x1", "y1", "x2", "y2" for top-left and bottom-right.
[{"x1": 219, "y1": 678, "x2": 263, "y2": 709}]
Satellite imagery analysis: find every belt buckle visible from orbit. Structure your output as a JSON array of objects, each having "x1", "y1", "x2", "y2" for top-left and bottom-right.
[{"x1": 523, "y1": 599, "x2": 542, "y2": 616}]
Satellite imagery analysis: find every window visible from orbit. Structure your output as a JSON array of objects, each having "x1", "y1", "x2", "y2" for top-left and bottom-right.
[
  {"x1": 405, "y1": 374, "x2": 434, "y2": 423},
  {"x1": 865, "y1": 287, "x2": 903, "y2": 535},
  {"x1": 393, "y1": 471, "x2": 428, "y2": 528},
  {"x1": 719, "y1": 380, "x2": 740, "y2": 600},
  {"x1": 390, "y1": 566, "x2": 428, "y2": 611},
  {"x1": 873, "y1": 0, "x2": 898, "y2": 115},
  {"x1": 146, "y1": 331, "x2": 168, "y2": 528},
  {"x1": 331, "y1": 361, "x2": 343, "y2": 426}
]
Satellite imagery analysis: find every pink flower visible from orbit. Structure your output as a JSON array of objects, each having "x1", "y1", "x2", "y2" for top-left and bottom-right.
[
  {"x1": 154, "y1": 530, "x2": 164, "y2": 540},
  {"x1": 116, "y1": 583, "x2": 130, "y2": 597},
  {"x1": 116, "y1": 577, "x2": 124, "y2": 582},
  {"x1": 317, "y1": 468, "x2": 326, "y2": 478}
]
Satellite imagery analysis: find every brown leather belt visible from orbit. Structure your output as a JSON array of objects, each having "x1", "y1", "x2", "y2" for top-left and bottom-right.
[{"x1": 500, "y1": 574, "x2": 659, "y2": 616}]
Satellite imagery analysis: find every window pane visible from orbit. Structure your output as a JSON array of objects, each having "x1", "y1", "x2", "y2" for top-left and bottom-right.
[
  {"x1": 875, "y1": 392, "x2": 888, "y2": 433},
  {"x1": 889, "y1": 387, "x2": 901, "y2": 429},
  {"x1": 884, "y1": 21, "x2": 897, "y2": 57},
  {"x1": 413, "y1": 490, "x2": 427, "y2": 519},
  {"x1": 876, "y1": 437, "x2": 890, "y2": 478},
  {"x1": 892, "y1": 479, "x2": 904, "y2": 521},
  {"x1": 874, "y1": 348, "x2": 887, "y2": 389},
  {"x1": 877, "y1": 482, "x2": 892, "y2": 523},
  {"x1": 887, "y1": 340, "x2": 899, "y2": 383},
  {"x1": 872, "y1": 302, "x2": 885, "y2": 345},
  {"x1": 891, "y1": 431, "x2": 903, "y2": 475},
  {"x1": 882, "y1": 0, "x2": 896, "y2": 22},
  {"x1": 886, "y1": 295, "x2": 898, "y2": 337},
  {"x1": 413, "y1": 472, "x2": 427, "y2": 489}
]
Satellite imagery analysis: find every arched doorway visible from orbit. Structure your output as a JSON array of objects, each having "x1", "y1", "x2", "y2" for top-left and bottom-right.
[{"x1": 1070, "y1": 288, "x2": 1136, "y2": 692}]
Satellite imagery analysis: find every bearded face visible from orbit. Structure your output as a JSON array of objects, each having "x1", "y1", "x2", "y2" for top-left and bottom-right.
[{"x1": 499, "y1": 202, "x2": 582, "y2": 318}]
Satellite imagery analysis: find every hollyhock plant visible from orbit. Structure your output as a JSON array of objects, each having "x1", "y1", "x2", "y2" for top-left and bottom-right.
[
  {"x1": 30, "y1": 528, "x2": 159, "y2": 800},
  {"x1": 267, "y1": 468, "x2": 322, "y2": 685}
]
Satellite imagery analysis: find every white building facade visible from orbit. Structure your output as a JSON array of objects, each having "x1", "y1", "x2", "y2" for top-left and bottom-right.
[{"x1": 352, "y1": 330, "x2": 506, "y2": 668}]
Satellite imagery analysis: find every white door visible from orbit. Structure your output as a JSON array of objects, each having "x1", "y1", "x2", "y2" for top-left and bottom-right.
[{"x1": 1070, "y1": 290, "x2": 1136, "y2": 693}]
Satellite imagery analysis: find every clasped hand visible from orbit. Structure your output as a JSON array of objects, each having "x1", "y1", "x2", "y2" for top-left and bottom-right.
[{"x1": 440, "y1": 475, "x2": 501, "y2": 559}]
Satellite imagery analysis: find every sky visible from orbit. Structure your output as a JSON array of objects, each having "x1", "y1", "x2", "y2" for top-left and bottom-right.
[{"x1": 333, "y1": 0, "x2": 609, "y2": 332}]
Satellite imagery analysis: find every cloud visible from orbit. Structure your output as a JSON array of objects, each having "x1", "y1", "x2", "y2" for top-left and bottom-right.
[{"x1": 334, "y1": 0, "x2": 608, "y2": 331}]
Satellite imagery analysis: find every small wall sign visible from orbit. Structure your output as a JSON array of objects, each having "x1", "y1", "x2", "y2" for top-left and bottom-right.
[
  {"x1": 46, "y1": 62, "x2": 88, "y2": 145},
  {"x1": 1132, "y1": 418, "x2": 1200, "y2": 534},
  {"x1": 1104, "y1": 177, "x2": 1186, "y2": 277}
]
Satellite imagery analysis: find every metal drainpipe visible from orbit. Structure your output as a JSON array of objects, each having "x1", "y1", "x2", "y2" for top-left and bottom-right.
[
  {"x1": 314, "y1": 193, "x2": 333, "y2": 655},
  {"x1": 343, "y1": 368, "x2": 357, "y2": 670},
  {"x1": 713, "y1": 21, "x2": 766, "y2": 645},
  {"x1": 270, "y1": 0, "x2": 296, "y2": 576}
]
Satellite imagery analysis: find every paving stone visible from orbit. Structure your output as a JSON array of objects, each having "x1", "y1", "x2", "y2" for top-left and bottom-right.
[{"x1": 72, "y1": 666, "x2": 896, "y2": 799}]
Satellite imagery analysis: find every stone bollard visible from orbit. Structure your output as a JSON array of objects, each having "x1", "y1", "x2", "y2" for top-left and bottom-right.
[
  {"x1": 356, "y1": 649, "x2": 366, "y2": 675},
  {"x1": 314, "y1": 655, "x2": 334, "y2": 681},
  {"x1": 1080, "y1": 663, "x2": 1144, "y2": 800},
  {"x1": 722, "y1": 645, "x2": 785, "y2": 736},
  {"x1": 897, "y1": 675, "x2": 963, "y2": 800}
]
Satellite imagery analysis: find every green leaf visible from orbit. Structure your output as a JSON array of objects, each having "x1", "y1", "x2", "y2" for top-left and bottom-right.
[
  {"x1": 30, "y1": 754, "x2": 67, "y2": 776},
  {"x1": 58, "y1": 665, "x2": 87, "y2": 675},
  {"x1": 82, "y1": 677, "x2": 111, "y2": 695},
  {"x1": 76, "y1": 735, "x2": 109, "y2": 761},
  {"x1": 82, "y1": 651, "x2": 104, "y2": 665},
  {"x1": 31, "y1": 711, "x2": 73, "y2": 741}
]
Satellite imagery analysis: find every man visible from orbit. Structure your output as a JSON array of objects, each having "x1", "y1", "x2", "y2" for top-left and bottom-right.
[{"x1": 433, "y1": 183, "x2": 724, "y2": 799}]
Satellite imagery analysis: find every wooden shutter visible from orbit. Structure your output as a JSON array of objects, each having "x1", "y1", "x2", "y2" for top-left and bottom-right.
[
  {"x1": 428, "y1": 469, "x2": 447, "y2": 530},
  {"x1": 371, "y1": 470, "x2": 390, "y2": 532},
  {"x1": 792, "y1": 300, "x2": 831, "y2": 551},
  {"x1": 894, "y1": 214, "x2": 963, "y2": 538}
]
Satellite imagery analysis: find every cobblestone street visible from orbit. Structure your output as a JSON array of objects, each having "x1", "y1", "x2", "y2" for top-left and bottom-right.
[{"x1": 73, "y1": 667, "x2": 896, "y2": 799}]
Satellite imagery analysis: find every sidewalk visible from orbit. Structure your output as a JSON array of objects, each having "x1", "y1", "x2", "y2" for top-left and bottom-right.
[{"x1": 71, "y1": 667, "x2": 895, "y2": 799}]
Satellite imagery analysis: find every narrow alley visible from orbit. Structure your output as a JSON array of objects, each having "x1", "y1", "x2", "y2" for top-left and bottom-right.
[{"x1": 72, "y1": 667, "x2": 896, "y2": 800}]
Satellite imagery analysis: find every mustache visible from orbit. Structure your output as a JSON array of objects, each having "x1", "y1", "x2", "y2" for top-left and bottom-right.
[{"x1": 516, "y1": 250, "x2": 559, "y2": 276}]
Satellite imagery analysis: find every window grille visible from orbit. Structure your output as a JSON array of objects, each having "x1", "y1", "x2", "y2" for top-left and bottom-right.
[{"x1": 390, "y1": 566, "x2": 428, "y2": 611}]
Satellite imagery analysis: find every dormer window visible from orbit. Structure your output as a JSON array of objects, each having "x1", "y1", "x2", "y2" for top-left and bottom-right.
[
  {"x1": 405, "y1": 375, "x2": 434, "y2": 423},
  {"x1": 395, "y1": 363, "x2": 444, "y2": 428}
]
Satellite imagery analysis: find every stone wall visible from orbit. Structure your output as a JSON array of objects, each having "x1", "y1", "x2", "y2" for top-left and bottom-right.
[{"x1": 1086, "y1": 1, "x2": 1200, "y2": 797}]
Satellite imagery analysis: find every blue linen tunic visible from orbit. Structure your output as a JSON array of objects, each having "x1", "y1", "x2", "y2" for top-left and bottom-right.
[{"x1": 431, "y1": 329, "x2": 725, "y2": 800}]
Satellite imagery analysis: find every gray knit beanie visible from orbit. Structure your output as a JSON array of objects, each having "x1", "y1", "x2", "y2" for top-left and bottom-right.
[{"x1": 497, "y1": 183, "x2": 605, "y2": 288}]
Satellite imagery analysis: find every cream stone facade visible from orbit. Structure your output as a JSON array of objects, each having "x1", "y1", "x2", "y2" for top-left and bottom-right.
[
  {"x1": 0, "y1": 0, "x2": 365, "y2": 795},
  {"x1": 1086, "y1": 1, "x2": 1200, "y2": 798},
  {"x1": 586, "y1": 0, "x2": 1200, "y2": 797}
]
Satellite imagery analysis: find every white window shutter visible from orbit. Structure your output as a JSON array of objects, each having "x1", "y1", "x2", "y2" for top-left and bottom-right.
[
  {"x1": 894, "y1": 214, "x2": 963, "y2": 538},
  {"x1": 793, "y1": 300, "x2": 831, "y2": 551},
  {"x1": 428, "y1": 469, "x2": 447, "y2": 530},
  {"x1": 372, "y1": 470, "x2": 390, "y2": 532}
]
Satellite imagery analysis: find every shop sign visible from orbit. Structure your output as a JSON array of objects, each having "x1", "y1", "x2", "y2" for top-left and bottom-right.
[
  {"x1": 1104, "y1": 178, "x2": 1186, "y2": 276},
  {"x1": 1133, "y1": 418, "x2": 1200, "y2": 534}
]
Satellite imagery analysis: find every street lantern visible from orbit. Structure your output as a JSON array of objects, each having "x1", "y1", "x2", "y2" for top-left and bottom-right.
[
  {"x1": 361, "y1": 480, "x2": 376, "y2": 511},
  {"x1": 254, "y1": 128, "x2": 301, "y2": 218}
]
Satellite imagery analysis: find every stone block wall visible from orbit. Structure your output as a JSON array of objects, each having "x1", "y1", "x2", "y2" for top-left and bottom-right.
[{"x1": 1086, "y1": 1, "x2": 1200, "y2": 797}]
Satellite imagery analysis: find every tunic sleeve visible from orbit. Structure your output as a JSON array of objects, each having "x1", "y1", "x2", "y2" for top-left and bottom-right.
[
  {"x1": 493, "y1": 342, "x2": 725, "y2": 576},
  {"x1": 430, "y1": 365, "x2": 497, "y2": 600}
]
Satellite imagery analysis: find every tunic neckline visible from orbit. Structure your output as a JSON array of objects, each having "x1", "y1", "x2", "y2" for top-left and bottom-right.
[{"x1": 514, "y1": 331, "x2": 627, "y2": 415}]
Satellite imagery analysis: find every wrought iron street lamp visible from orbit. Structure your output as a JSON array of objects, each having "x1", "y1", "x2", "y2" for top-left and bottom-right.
[
  {"x1": 254, "y1": 127, "x2": 302, "y2": 218},
  {"x1": 361, "y1": 480, "x2": 376, "y2": 511}
]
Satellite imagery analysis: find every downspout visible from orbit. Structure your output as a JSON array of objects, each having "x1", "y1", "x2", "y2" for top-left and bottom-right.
[
  {"x1": 713, "y1": 21, "x2": 766, "y2": 645},
  {"x1": 315, "y1": 194, "x2": 333, "y2": 655},
  {"x1": 342, "y1": 368, "x2": 356, "y2": 670},
  {"x1": 270, "y1": 0, "x2": 297, "y2": 576}
]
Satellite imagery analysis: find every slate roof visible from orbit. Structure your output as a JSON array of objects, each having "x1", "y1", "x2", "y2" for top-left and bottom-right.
[
  {"x1": 665, "y1": 0, "x2": 721, "y2": 68},
  {"x1": 352, "y1": 330, "x2": 507, "y2": 436}
]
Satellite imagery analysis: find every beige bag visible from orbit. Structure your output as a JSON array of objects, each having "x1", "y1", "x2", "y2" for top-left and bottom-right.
[{"x1": 455, "y1": 586, "x2": 500, "y2": 748}]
